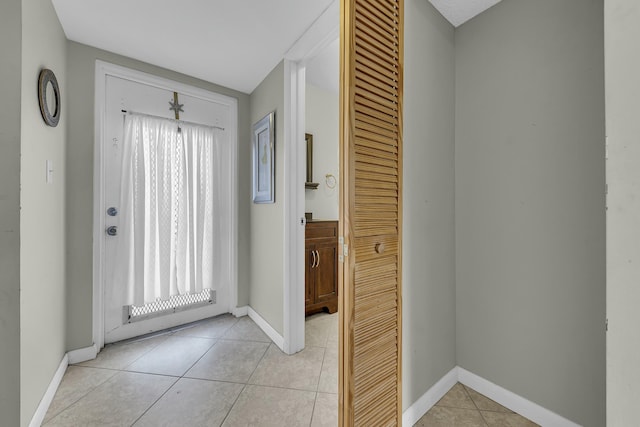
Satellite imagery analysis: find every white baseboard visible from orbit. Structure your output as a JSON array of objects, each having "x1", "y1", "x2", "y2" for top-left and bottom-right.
[
  {"x1": 458, "y1": 368, "x2": 581, "y2": 427},
  {"x1": 30, "y1": 343, "x2": 99, "y2": 427},
  {"x1": 29, "y1": 354, "x2": 68, "y2": 427},
  {"x1": 402, "y1": 366, "x2": 458, "y2": 426},
  {"x1": 67, "y1": 344, "x2": 99, "y2": 364},
  {"x1": 247, "y1": 306, "x2": 285, "y2": 351},
  {"x1": 402, "y1": 367, "x2": 581, "y2": 427},
  {"x1": 232, "y1": 305, "x2": 249, "y2": 317}
]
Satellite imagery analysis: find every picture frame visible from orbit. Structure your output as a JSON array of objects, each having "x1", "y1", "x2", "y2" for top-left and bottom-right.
[
  {"x1": 252, "y1": 111, "x2": 275, "y2": 203},
  {"x1": 305, "y1": 133, "x2": 319, "y2": 189}
]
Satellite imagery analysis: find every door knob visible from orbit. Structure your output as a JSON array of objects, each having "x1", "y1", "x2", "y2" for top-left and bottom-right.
[
  {"x1": 107, "y1": 207, "x2": 118, "y2": 216},
  {"x1": 375, "y1": 243, "x2": 385, "y2": 254},
  {"x1": 106, "y1": 226, "x2": 118, "y2": 236}
]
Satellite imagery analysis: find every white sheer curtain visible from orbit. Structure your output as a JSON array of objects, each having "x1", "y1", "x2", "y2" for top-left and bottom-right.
[{"x1": 118, "y1": 113, "x2": 224, "y2": 306}]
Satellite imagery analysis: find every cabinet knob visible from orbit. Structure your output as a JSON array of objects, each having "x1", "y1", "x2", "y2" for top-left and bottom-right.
[{"x1": 375, "y1": 243, "x2": 385, "y2": 254}]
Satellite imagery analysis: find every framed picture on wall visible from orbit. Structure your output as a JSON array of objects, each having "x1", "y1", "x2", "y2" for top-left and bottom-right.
[{"x1": 252, "y1": 111, "x2": 275, "y2": 203}]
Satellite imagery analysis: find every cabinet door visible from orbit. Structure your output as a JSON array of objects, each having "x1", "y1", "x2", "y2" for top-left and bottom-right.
[
  {"x1": 315, "y1": 241, "x2": 338, "y2": 302},
  {"x1": 305, "y1": 243, "x2": 315, "y2": 306}
]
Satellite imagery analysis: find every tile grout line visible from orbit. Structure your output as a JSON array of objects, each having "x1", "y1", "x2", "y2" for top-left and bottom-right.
[
  {"x1": 41, "y1": 367, "x2": 118, "y2": 423},
  {"x1": 309, "y1": 392, "x2": 319, "y2": 427},
  {"x1": 132, "y1": 317, "x2": 264, "y2": 427},
  {"x1": 116, "y1": 317, "x2": 241, "y2": 426},
  {"x1": 127, "y1": 320, "x2": 262, "y2": 426},
  {"x1": 120, "y1": 335, "x2": 182, "y2": 427},
  {"x1": 245, "y1": 342, "x2": 273, "y2": 385},
  {"x1": 51, "y1": 316, "x2": 329, "y2": 426},
  {"x1": 41, "y1": 376, "x2": 108, "y2": 426},
  {"x1": 219, "y1": 383, "x2": 249, "y2": 426},
  {"x1": 44, "y1": 366, "x2": 148, "y2": 425},
  {"x1": 307, "y1": 314, "x2": 330, "y2": 427},
  {"x1": 310, "y1": 315, "x2": 335, "y2": 426},
  {"x1": 316, "y1": 346, "x2": 328, "y2": 393},
  {"x1": 219, "y1": 339, "x2": 272, "y2": 426},
  {"x1": 67, "y1": 317, "x2": 229, "y2": 426},
  {"x1": 128, "y1": 375, "x2": 181, "y2": 427},
  {"x1": 462, "y1": 384, "x2": 490, "y2": 427},
  {"x1": 109, "y1": 333, "x2": 174, "y2": 372},
  {"x1": 177, "y1": 337, "x2": 221, "y2": 377},
  {"x1": 118, "y1": 335, "x2": 219, "y2": 378}
]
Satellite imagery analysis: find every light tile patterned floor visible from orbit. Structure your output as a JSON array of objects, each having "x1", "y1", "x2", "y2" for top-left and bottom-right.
[
  {"x1": 414, "y1": 383, "x2": 539, "y2": 427},
  {"x1": 44, "y1": 312, "x2": 338, "y2": 427},
  {"x1": 44, "y1": 311, "x2": 537, "y2": 426}
]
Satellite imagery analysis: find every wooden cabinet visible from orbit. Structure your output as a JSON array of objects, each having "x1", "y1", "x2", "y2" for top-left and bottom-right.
[{"x1": 305, "y1": 220, "x2": 338, "y2": 315}]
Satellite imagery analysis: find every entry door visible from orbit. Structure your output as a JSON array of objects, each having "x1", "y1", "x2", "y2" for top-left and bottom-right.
[
  {"x1": 339, "y1": 0, "x2": 403, "y2": 425},
  {"x1": 102, "y1": 74, "x2": 233, "y2": 344}
]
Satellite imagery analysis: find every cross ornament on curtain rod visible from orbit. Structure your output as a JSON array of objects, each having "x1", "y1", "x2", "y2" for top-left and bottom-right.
[{"x1": 169, "y1": 91, "x2": 184, "y2": 120}]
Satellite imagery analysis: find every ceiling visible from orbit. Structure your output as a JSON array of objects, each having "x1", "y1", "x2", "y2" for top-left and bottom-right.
[
  {"x1": 52, "y1": 0, "x2": 501, "y2": 94},
  {"x1": 430, "y1": 0, "x2": 503, "y2": 27}
]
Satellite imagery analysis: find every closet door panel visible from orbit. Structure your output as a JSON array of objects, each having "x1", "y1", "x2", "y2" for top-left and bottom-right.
[{"x1": 340, "y1": 0, "x2": 403, "y2": 424}]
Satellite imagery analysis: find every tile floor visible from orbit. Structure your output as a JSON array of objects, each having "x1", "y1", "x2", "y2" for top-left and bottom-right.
[
  {"x1": 415, "y1": 383, "x2": 539, "y2": 427},
  {"x1": 44, "y1": 312, "x2": 338, "y2": 426},
  {"x1": 44, "y1": 311, "x2": 536, "y2": 426}
]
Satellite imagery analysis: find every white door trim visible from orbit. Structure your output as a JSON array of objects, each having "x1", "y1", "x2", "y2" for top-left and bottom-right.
[
  {"x1": 93, "y1": 60, "x2": 238, "y2": 349},
  {"x1": 282, "y1": 0, "x2": 339, "y2": 354},
  {"x1": 282, "y1": 59, "x2": 306, "y2": 354}
]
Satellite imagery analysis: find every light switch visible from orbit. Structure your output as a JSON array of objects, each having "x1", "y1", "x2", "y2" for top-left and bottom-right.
[{"x1": 46, "y1": 160, "x2": 54, "y2": 184}]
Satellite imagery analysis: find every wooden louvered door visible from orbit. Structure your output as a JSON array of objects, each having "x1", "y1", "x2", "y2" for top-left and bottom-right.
[{"x1": 339, "y1": 0, "x2": 403, "y2": 425}]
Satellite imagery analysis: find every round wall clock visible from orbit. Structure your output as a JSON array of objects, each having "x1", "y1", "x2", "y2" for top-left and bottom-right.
[{"x1": 38, "y1": 68, "x2": 61, "y2": 127}]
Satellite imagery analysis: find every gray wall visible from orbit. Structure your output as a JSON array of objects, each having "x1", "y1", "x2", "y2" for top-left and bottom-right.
[
  {"x1": 248, "y1": 61, "x2": 285, "y2": 335},
  {"x1": 605, "y1": 0, "x2": 640, "y2": 424},
  {"x1": 65, "y1": 41, "x2": 252, "y2": 350},
  {"x1": 20, "y1": 0, "x2": 68, "y2": 423},
  {"x1": 455, "y1": 0, "x2": 605, "y2": 425},
  {"x1": 402, "y1": 0, "x2": 456, "y2": 410},
  {"x1": 0, "y1": 1, "x2": 22, "y2": 425},
  {"x1": 305, "y1": 83, "x2": 339, "y2": 221}
]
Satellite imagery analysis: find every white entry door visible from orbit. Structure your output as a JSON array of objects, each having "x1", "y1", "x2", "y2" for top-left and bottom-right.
[{"x1": 100, "y1": 69, "x2": 237, "y2": 344}]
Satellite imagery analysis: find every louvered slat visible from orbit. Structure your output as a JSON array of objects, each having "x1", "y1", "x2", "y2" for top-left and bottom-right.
[
  {"x1": 355, "y1": 103, "x2": 397, "y2": 126},
  {"x1": 355, "y1": 13, "x2": 397, "y2": 47},
  {"x1": 355, "y1": 137, "x2": 397, "y2": 155},
  {"x1": 355, "y1": 88, "x2": 398, "y2": 116},
  {"x1": 355, "y1": 35, "x2": 398, "y2": 70},
  {"x1": 340, "y1": 0, "x2": 403, "y2": 424}
]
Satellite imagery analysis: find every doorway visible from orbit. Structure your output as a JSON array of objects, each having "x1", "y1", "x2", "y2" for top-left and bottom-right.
[
  {"x1": 94, "y1": 61, "x2": 239, "y2": 347},
  {"x1": 280, "y1": 0, "x2": 340, "y2": 355},
  {"x1": 304, "y1": 37, "x2": 341, "y2": 323},
  {"x1": 302, "y1": 36, "x2": 341, "y2": 411}
]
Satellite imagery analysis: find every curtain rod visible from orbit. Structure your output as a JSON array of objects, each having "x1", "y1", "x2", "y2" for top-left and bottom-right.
[{"x1": 121, "y1": 109, "x2": 225, "y2": 131}]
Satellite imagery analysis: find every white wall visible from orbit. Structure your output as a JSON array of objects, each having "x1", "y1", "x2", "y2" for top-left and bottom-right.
[
  {"x1": 0, "y1": 1, "x2": 22, "y2": 425},
  {"x1": 305, "y1": 83, "x2": 339, "y2": 220},
  {"x1": 455, "y1": 0, "x2": 606, "y2": 425},
  {"x1": 249, "y1": 61, "x2": 286, "y2": 335},
  {"x1": 402, "y1": 0, "x2": 457, "y2": 409},
  {"x1": 20, "y1": 0, "x2": 68, "y2": 424},
  {"x1": 605, "y1": 0, "x2": 640, "y2": 424}
]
